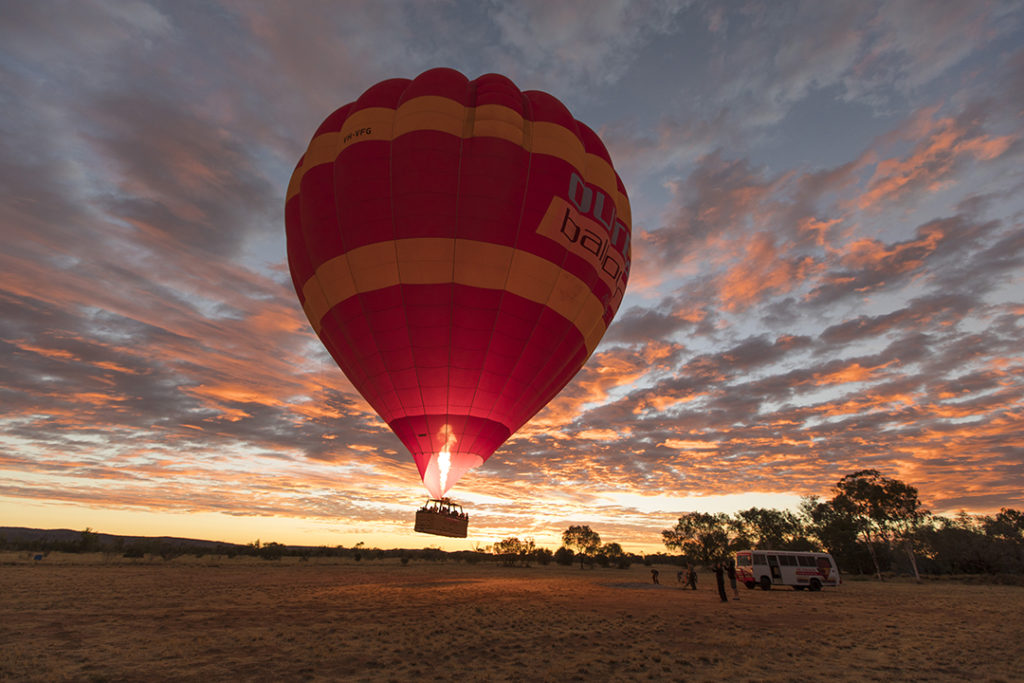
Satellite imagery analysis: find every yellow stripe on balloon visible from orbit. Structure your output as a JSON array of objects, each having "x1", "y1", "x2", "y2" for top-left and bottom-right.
[
  {"x1": 285, "y1": 107, "x2": 397, "y2": 200},
  {"x1": 301, "y1": 238, "x2": 608, "y2": 356},
  {"x1": 393, "y1": 95, "x2": 466, "y2": 138},
  {"x1": 474, "y1": 103, "x2": 528, "y2": 146}
]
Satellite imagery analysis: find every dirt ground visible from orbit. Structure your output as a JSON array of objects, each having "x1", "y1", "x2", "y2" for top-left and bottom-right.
[{"x1": 1, "y1": 553, "x2": 1022, "y2": 682}]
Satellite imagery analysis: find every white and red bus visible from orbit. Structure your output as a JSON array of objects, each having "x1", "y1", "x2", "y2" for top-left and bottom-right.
[{"x1": 735, "y1": 550, "x2": 840, "y2": 591}]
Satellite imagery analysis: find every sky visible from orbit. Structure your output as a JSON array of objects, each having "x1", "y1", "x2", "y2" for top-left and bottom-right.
[{"x1": 2, "y1": 0, "x2": 1022, "y2": 554}]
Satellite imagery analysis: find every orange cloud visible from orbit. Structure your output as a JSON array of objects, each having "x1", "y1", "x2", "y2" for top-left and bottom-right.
[
  {"x1": 840, "y1": 224, "x2": 944, "y2": 272},
  {"x1": 856, "y1": 110, "x2": 1016, "y2": 211},
  {"x1": 814, "y1": 361, "x2": 895, "y2": 385},
  {"x1": 798, "y1": 216, "x2": 844, "y2": 248},
  {"x1": 716, "y1": 232, "x2": 819, "y2": 312},
  {"x1": 70, "y1": 392, "x2": 127, "y2": 406},
  {"x1": 641, "y1": 392, "x2": 706, "y2": 413},
  {"x1": 16, "y1": 343, "x2": 78, "y2": 361},
  {"x1": 661, "y1": 438, "x2": 718, "y2": 451}
]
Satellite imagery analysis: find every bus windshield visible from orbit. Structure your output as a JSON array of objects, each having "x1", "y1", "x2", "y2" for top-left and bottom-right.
[{"x1": 736, "y1": 554, "x2": 752, "y2": 566}]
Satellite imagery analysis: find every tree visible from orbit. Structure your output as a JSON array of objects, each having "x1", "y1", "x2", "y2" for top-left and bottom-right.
[
  {"x1": 259, "y1": 541, "x2": 287, "y2": 560},
  {"x1": 917, "y1": 513, "x2": 994, "y2": 574},
  {"x1": 732, "y1": 507, "x2": 808, "y2": 550},
  {"x1": 983, "y1": 508, "x2": 1024, "y2": 542},
  {"x1": 799, "y1": 496, "x2": 866, "y2": 571},
  {"x1": 832, "y1": 469, "x2": 929, "y2": 581},
  {"x1": 553, "y1": 547, "x2": 574, "y2": 566},
  {"x1": 981, "y1": 508, "x2": 1024, "y2": 572},
  {"x1": 600, "y1": 542, "x2": 630, "y2": 569},
  {"x1": 661, "y1": 512, "x2": 731, "y2": 564},
  {"x1": 562, "y1": 525, "x2": 601, "y2": 569},
  {"x1": 78, "y1": 528, "x2": 99, "y2": 553},
  {"x1": 518, "y1": 537, "x2": 536, "y2": 566},
  {"x1": 533, "y1": 547, "x2": 554, "y2": 566},
  {"x1": 493, "y1": 537, "x2": 524, "y2": 567}
]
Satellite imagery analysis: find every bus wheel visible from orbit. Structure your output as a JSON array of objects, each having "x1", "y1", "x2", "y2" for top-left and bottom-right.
[
  {"x1": 809, "y1": 579, "x2": 822, "y2": 591},
  {"x1": 759, "y1": 576, "x2": 772, "y2": 591},
  {"x1": 745, "y1": 580, "x2": 756, "y2": 590}
]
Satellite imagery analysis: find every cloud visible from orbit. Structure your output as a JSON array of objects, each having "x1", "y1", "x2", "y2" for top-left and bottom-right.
[
  {"x1": 488, "y1": 0, "x2": 690, "y2": 93},
  {"x1": 1, "y1": 2, "x2": 1023, "y2": 549},
  {"x1": 854, "y1": 107, "x2": 1016, "y2": 211},
  {"x1": 852, "y1": 0, "x2": 1023, "y2": 100},
  {"x1": 642, "y1": 151, "x2": 785, "y2": 275}
]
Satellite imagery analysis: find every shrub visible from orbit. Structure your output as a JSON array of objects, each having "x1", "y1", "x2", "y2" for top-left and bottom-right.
[{"x1": 554, "y1": 547, "x2": 574, "y2": 566}]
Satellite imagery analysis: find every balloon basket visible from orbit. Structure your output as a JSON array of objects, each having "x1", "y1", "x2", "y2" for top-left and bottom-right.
[{"x1": 414, "y1": 498, "x2": 468, "y2": 538}]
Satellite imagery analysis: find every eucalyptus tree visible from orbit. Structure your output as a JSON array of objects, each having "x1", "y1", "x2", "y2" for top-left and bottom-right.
[
  {"x1": 562, "y1": 525, "x2": 602, "y2": 569},
  {"x1": 732, "y1": 507, "x2": 809, "y2": 550},
  {"x1": 661, "y1": 512, "x2": 732, "y2": 564},
  {"x1": 832, "y1": 469, "x2": 929, "y2": 581}
]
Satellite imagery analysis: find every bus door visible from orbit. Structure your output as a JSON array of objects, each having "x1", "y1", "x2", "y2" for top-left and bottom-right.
[
  {"x1": 767, "y1": 554, "x2": 783, "y2": 584},
  {"x1": 816, "y1": 556, "x2": 835, "y2": 584}
]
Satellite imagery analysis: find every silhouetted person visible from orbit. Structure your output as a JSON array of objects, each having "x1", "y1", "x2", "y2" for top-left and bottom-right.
[
  {"x1": 714, "y1": 561, "x2": 728, "y2": 602},
  {"x1": 726, "y1": 558, "x2": 739, "y2": 600},
  {"x1": 686, "y1": 563, "x2": 698, "y2": 590},
  {"x1": 651, "y1": 568, "x2": 660, "y2": 584}
]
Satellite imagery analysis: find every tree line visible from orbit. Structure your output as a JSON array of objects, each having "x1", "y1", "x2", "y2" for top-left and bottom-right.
[
  {"x1": 495, "y1": 469, "x2": 1023, "y2": 579},
  {"x1": 660, "y1": 469, "x2": 1024, "y2": 578},
  {"x1": 4, "y1": 470, "x2": 1020, "y2": 577},
  {"x1": 489, "y1": 527, "x2": 639, "y2": 568}
]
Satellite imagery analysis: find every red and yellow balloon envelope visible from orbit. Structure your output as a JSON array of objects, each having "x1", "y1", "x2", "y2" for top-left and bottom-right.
[{"x1": 286, "y1": 68, "x2": 631, "y2": 504}]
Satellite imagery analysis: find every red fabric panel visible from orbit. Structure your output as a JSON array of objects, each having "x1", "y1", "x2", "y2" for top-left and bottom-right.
[
  {"x1": 333, "y1": 140, "x2": 393, "y2": 252},
  {"x1": 391, "y1": 131, "x2": 461, "y2": 240},
  {"x1": 284, "y1": 162, "x2": 314, "y2": 294},
  {"x1": 299, "y1": 163, "x2": 345, "y2": 269},
  {"x1": 473, "y1": 72, "x2": 524, "y2": 111},
  {"x1": 456, "y1": 133, "x2": 529, "y2": 248},
  {"x1": 351, "y1": 78, "x2": 409, "y2": 111},
  {"x1": 402, "y1": 68, "x2": 470, "y2": 103}
]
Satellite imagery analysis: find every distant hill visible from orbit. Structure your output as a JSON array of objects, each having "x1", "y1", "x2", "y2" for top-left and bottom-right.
[
  {"x1": 0, "y1": 526, "x2": 479, "y2": 562},
  {"x1": 0, "y1": 526, "x2": 247, "y2": 552}
]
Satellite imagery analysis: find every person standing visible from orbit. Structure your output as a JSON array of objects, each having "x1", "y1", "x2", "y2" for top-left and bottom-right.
[
  {"x1": 726, "y1": 557, "x2": 739, "y2": 600},
  {"x1": 714, "y1": 561, "x2": 728, "y2": 602},
  {"x1": 686, "y1": 563, "x2": 698, "y2": 590}
]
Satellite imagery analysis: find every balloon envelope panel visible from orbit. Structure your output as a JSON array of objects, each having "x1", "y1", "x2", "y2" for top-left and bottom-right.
[{"x1": 286, "y1": 68, "x2": 631, "y2": 497}]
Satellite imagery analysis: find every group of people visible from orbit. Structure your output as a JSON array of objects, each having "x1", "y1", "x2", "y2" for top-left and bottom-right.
[
  {"x1": 418, "y1": 500, "x2": 467, "y2": 520},
  {"x1": 673, "y1": 564, "x2": 699, "y2": 590},
  {"x1": 650, "y1": 559, "x2": 740, "y2": 602},
  {"x1": 712, "y1": 559, "x2": 740, "y2": 602}
]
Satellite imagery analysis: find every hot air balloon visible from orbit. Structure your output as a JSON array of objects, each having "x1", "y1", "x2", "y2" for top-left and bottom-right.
[{"x1": 286, "y1": 68, "x2": 631, "y2": 536}]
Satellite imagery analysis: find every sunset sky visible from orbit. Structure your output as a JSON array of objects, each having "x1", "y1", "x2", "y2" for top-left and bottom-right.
[{"x1": 2, "y1": 1, "x2": 1023, "y2": 553}]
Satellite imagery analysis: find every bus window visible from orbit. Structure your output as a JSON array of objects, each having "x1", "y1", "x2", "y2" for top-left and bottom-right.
[
  {"x1": 798, "y1": 556, "x2": 815, "y2": 567},
  {"x1": 753, "y1": 553, "x2": 766, "y2": 564},
  {"x1": 780, "y1": 555, "x2": 796, "y2": 566},
  {"x1": 736, "y1": 554, "x2": 752, "y2": 566}
]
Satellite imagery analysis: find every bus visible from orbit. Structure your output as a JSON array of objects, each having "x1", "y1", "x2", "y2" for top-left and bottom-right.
[{"x1": 734, "y1": 550, "x2": 840, "y2": 591}]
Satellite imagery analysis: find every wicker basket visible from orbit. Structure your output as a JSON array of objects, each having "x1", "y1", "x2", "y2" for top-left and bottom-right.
[{"x1": 414, "y1": 499, "x2": 469, "y2": 538}]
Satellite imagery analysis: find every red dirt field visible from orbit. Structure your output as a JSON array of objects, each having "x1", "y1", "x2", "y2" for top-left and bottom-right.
[{"x1": 2, "y1": 554, "x2": 1022, "y2": 681}]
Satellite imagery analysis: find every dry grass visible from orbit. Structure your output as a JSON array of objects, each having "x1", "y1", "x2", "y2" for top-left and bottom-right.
[{"x1": 1, "y1": 552, "x2": 1022, "y2": 681}]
